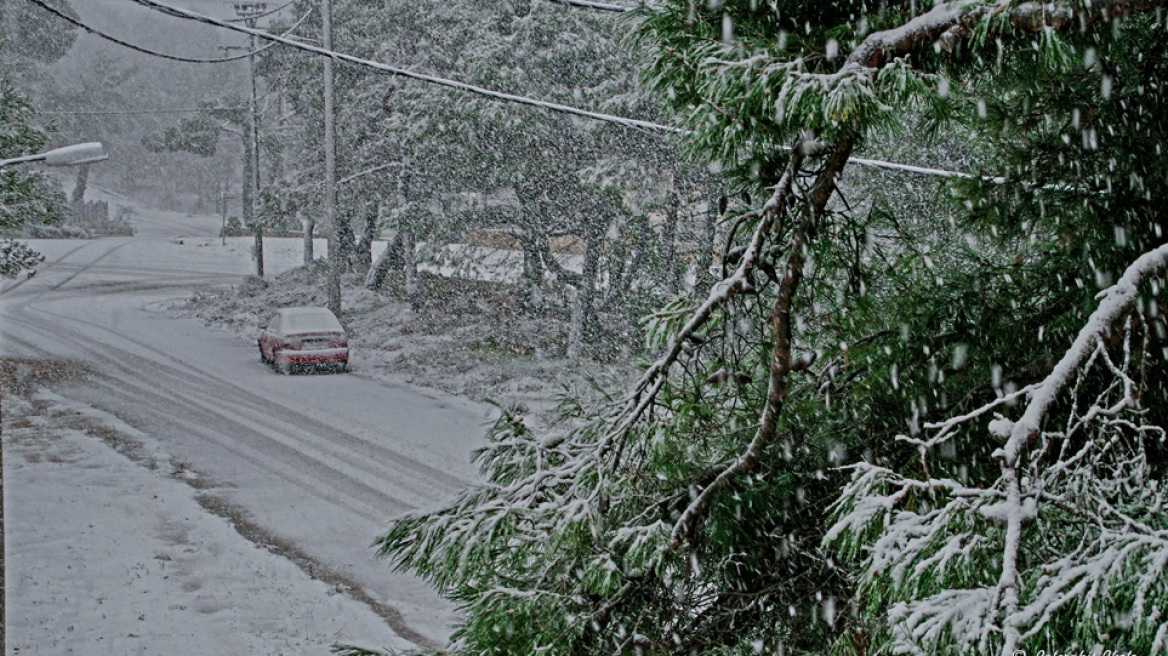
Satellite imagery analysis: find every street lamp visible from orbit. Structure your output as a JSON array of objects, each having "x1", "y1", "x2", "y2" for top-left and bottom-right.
[{"x1": 0, "y1": 142, "x2": 108, "y2": 168}]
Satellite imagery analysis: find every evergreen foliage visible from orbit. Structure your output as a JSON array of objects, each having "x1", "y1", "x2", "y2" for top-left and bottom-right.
[
  {"x1": 0, "y1": 0, "x2": 77, "y2": 277},
  {"x1": 377, "y1": 1, "x2": 1168, "y2": 654},
  {"x1": 0, "y1": 80, "x2": 65, "y2": 277},
  {"x1": 270, "y1": 0, "x2": 713, "y2": 345}
]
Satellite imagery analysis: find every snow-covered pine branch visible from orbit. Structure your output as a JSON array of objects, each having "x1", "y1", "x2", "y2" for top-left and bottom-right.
[
  {"x1": 826, "y1": 243, "x2": 1168, "y2": 655},
  {"x1": 372, "y1": 0, "x2": 1168, "y2": 652},
  {"x1": 597, "y1": 146, "x2": 805, "y2": 462}
]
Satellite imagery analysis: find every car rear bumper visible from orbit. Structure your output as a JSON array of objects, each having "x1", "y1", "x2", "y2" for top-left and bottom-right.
[{"x1": 275, "y1": 347, "x2": 349, "y2": 366}]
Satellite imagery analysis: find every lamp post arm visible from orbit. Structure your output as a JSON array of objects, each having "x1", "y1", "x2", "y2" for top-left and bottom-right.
[
  {"x1": 0, "y1": 143, "x2": 107, "y2": 169},
  {"x1": 0, "y1": 154, "x2": 48, "y2": 168}
]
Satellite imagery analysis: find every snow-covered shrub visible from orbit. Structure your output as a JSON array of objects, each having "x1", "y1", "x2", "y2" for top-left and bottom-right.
[{"x1": 27, "y1": 224, "x2": 89, "y2": 239}]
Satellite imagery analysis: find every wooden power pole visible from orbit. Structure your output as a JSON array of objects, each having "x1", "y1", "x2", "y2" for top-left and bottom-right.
[{"x1": 322, "y1": 0, "x2": 341, "y2": 315}]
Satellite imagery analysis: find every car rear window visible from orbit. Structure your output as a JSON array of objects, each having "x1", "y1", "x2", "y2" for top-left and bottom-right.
[{"x1": 280, "y1": 309, "x2": 343, "y2": 334}]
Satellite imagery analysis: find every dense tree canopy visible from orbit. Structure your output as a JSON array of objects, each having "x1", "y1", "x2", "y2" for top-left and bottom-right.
[
  {"x1": 17, "y1": 0, "x2": 1167, "y2": 651},
  {"x1": 377, "y1": 1, "x2": 1168, "y2": 655},
  {"x1": 0, "y1": 81, "x2": 60, "y2": 277},
  {"x1": 266, "y1": 0, "x2": 712, "y2": 351},
  {"x1": 0, "y1": 0, "x2": 76, "y2": 278}
]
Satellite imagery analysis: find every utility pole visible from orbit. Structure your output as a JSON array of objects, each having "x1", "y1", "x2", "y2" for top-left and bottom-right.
[
  {"x1": 231, "y1": 2, "x2": 269, "y2": 277},
  {"x1": 219, "y1": 181, "x2": 238, "y2": 246},
  {"x1": 322, "y1": 0, "x2": 341, "y2": 315},
  {"x1": 221, "y1": 183, "x2": 228, "y2": 245}
]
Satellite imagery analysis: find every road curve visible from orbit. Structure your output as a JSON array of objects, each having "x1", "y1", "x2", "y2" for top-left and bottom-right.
[{"x1": 0, "y1": 223, "x2": 486, "y2": 648}]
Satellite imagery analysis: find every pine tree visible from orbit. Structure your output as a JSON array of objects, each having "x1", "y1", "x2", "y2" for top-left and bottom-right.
[
  {"x1": 0, "y1": 81, "x2": 64, "y2": 277},
  {"x1": 0, "y1": 0, "x2": 76, "y2": 277},
  {"x1": 377, "y1": 1, "x2": 1168, "y2": 654}
]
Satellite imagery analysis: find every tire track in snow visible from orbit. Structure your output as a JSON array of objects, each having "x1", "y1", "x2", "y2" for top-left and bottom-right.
[
  {"x1": 4, "y1": 240, "x2": 472, "y2": 508},
  {"x1": 0, "y1": 332, "x2": 447, "y2": 650},
  {"x1": 0, "y1": 239, "x2": 110, "y2": 296},
  {"x1": 46, "y1": 240, "x2": 136, "y2": 292},
  {"x1": 0, "y1": 235, "x2": 478, "y2": 650},
  {"x1": 8, "y1": 240, "x2": 474, "y2": 507},
  {"x1": 2, "y1": 309, "x2": 467, "y2": 514},
  {"x1": 17, "y1": 299, "x2": 471, "y2": 490}
]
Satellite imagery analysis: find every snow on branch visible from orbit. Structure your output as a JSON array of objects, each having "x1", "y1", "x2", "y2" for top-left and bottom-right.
[
  {"x1": 596, "y1": 147, "x2": 805, "y2": 462},
  {"x1": 999, "y1": 243, "x2": 1168, "y2": 466},
  {"x1": 848, "y1": 0, "x2": 1168, "y2": 70},
  {"x1": 741, "y1": 0, "x2": 1168, "y2": 139},
  {"x1": 826, "y1": 243, "x2": 1168, "y2": 656}
]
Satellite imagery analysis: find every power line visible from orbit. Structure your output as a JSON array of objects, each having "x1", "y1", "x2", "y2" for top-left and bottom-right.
[
  {"x1": 40, "y1": 107, "x2": 247, "y2": 115},
  {"x1": 848, "y1": 156, "x2": 1002, "y2": 182},
  {"x1": 542, "y1": 0, "x2": 633, "y2": 12},
  {"x1": 128, "y1": 0, "x2": 678, "y2": 134},
  {"x1": 26, "y1": 0, "x2": 256, "y2": 62},
  {"x1": 25, "y1": 0, "x2": 310, "y2": 63}
]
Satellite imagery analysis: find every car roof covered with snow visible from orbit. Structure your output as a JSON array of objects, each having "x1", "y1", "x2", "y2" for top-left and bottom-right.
[{"x1": 273, "y1": 307, "x2": 344, "y2": 334}]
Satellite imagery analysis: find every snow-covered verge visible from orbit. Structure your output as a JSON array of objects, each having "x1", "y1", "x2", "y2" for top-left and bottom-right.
[
  {"x1": 1, "y1": 360, "x2": 412, "y2": 655},
  {"x1": 169, "y1": 260, "x2": 637, "y2": 419}
]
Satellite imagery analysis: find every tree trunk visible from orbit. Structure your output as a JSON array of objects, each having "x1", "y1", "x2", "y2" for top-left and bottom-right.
[
  {"x1": 519, "y1": 230, "x2": 546, "y2": 311},
  {"x1": 334, "y1": 212, "x2": 356, "y2": 271},
  {"x1": 254, "y1": 228, "x2": 264, "y2": 277},
  {"x1": 694, "y1": 193, "x2": 719, "y2": 295},
  {"x1": 365, "y1": 229, "x2": 403, "y2": 289},
  {"x1": 609, "y1": 216, "x2": 649, "y2": 311},
  {"x1": 662, "y1": 172, "x2": 681, "y2": 294},
  {"x1": 568, "y1": 214, "x2": 604, "y2": 358},
  {"x1": 355, "y1": 203, "x2": 377, "y2": 273},
  {"x1": 302, "y1": 212, "x2": 315, "y2": 264},
  {"x1": 402, "y1": 227, "x2": 420, "y2": 308},
  {"x1": 71, "y1": 163, "x2": 89, "y2": 224}
]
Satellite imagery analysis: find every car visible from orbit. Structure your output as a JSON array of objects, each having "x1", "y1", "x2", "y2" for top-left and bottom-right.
[{"x1": 257, "y1": 307, "x2": 349, "y2": 374}]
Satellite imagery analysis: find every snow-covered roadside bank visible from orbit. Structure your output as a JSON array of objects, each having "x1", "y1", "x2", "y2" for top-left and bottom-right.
[
  {"x1": 168, "y1": 258, "x2": 638, "y2": 423},
  {"x1": 2, "y1": 374, "x2": 412, "y2": 655}
]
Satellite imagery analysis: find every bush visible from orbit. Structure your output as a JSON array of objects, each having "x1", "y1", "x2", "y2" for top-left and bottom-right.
[{"x1": 27, "y1": 224, "x2": 89, "y2": 239}]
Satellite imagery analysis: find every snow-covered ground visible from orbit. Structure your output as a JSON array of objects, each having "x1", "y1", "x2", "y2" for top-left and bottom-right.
[
  {"x1": 167, "y1": 242, "x2": 633, "y2": 416},
  {"x1": 3, "y1": 386, "x2": 410, "y2": 655},
  {"x1": 1, "y1": 197, "x2": 501, "y2": 652}
]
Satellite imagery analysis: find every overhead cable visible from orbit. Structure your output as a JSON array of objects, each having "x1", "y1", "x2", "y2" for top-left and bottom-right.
[
  {"x1": 26, "y1": 0, "x2": 311, "y2": 63},
  {"x1": 542, "y1": 0, "x2": 633, "y2": 12},
  {"x1": 848, "y1": 156, "x2": 1003, "y2": 182},
  {"x1": 41, "y1": 107, "x2": 248, "y2": 115},
  {"x1": 127, "y1": 0, "x2": 679, "y2": 134}
]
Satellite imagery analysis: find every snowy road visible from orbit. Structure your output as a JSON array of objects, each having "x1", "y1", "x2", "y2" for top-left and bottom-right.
[{"x1": 0, "y1": 206, "x2": 487, "y2": 648}]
